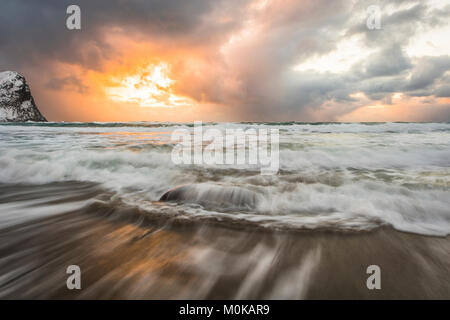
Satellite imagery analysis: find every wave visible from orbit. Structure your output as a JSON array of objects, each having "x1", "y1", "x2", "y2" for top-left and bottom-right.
[{"x1": 0, "y1": 122, "x2": 449, "y2": 236}]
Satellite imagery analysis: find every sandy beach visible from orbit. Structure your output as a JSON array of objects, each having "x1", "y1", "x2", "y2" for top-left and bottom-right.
[{"x1": 0, "y1": 182, "x2": 449, "y2": 299}]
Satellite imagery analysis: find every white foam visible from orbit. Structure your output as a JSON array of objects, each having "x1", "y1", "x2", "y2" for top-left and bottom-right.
[{"x1": 0, "y1": 122, "x2": 449, "y2": 235}]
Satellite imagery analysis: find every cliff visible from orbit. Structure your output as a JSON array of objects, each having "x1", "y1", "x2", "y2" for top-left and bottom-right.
[{"x1": 0, "y1": 71, "x2": 46, "y2": 122}]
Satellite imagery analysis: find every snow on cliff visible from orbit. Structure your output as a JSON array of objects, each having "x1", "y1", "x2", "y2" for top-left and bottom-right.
[{"x1": 0, "y1": 71, "x2": 46, "y2": 122}]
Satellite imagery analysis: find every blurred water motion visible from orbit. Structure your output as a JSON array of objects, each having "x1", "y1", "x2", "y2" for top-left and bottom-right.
[{"x1": 0, "y1": 182, "x2": 449, "y2": 299}]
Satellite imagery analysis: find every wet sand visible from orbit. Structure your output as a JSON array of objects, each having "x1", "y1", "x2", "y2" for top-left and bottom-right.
[{"x1": 0, "y1": 195, "x2": 449, "y2": 299}]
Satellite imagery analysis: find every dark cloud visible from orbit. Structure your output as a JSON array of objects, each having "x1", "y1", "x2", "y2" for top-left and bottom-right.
[
  {"x1": 364, "y1": 44, "x2": 412, "y2": 77},
  {"x1": 435, "y1": 85, "x2": 450, "y2": 98},
  {"x1": 46, "y1": 75, "x2": 89, "y2": 93},
  {"x1": 0, "y1": 0, "x2": 246, "y2": 69},
  {"x1": 405, "y1": 56, "x2": 450, "y2": 91}
]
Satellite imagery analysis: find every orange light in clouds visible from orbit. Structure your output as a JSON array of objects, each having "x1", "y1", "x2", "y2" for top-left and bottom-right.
[{"x1": 105, "y1": 62, "x2": 194, "y2": 108}]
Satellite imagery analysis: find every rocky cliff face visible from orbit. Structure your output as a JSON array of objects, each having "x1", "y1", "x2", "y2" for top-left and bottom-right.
[{"x1": 0, "y1": 71, "x2": 47, "y2": 122}]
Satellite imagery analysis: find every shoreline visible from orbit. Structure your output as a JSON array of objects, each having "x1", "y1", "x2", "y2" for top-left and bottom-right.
[{"x1": 0, "y1": 200, "x2": 449, "y2": 299}]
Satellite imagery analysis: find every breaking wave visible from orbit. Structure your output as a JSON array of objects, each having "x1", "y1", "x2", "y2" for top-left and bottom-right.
[{"x1": 0, "y1": 122, "x2": 449, "y2": 236}]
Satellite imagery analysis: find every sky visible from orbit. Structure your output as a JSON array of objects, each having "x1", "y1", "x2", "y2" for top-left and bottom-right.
[{"x1": 1, "y1": 0, "x2": 449, "y2": 122}]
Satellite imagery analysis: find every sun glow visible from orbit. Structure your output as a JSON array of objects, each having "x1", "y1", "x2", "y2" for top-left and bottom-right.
[{"x1": 106, "y1": 63, "x2": 193, "y2": 108}]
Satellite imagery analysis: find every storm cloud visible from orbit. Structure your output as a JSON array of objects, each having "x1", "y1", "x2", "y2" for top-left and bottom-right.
[{"x1": 0, "y1": 0, "x2": 449, "y2": 121}]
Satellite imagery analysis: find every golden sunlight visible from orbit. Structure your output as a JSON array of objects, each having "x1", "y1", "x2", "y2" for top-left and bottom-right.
[{"x1": 106, "y1": 62, "x2": 193, "y2": 108}]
